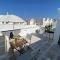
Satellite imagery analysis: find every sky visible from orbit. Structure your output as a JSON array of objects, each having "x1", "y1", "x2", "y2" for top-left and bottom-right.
[{"x1": 0, "y1": 0, "x2": 60, "y2": 19}]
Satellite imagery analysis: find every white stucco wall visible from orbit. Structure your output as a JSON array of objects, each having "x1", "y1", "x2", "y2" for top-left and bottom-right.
[
  {"x1": 0, "y1": 22, "x2": 2, "y2": 24},
  {"x1": 0, "y1": 24, "x2": 40, "y2": 38},
  {"x1": 54, "y1": 19, "x2": 60, "y2": 43},
  {"x1": 43, "y1": 18, "x2": 53, "y2": 26},
  {"x1": 30, "y1": 18, "x2": 35, "y2": 25}
]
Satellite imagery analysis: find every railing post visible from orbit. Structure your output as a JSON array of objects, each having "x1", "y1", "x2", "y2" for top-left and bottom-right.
[{"x1": 5, "y1": 35, "x2": 10, "y2": 53}]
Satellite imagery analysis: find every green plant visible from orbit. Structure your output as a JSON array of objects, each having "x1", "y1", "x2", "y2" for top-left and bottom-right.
[{"x1": 45, "y1": 24, "x2": 52, "y2": 32}]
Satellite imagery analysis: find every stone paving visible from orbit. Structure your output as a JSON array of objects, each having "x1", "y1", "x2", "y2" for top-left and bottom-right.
[
  {"x1": 9, "y1": 34, "x2": 60, "y2": 60},
  {"x1": 0, "y1": 35, "x2": 60, "y2": 60},
  {"x1": 37, "y1": 44, "x2": 60, "y2": 60}
]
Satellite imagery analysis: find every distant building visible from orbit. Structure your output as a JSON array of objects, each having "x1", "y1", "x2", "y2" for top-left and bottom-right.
[
  {"x1": 29, "y1": 18, "x2": 43, "y2": 25},
  {"x1": 35, "y1": 19, "x2": 43, "y2": 25},
  {"x1": 43, "y1": 18, "x2": 57, "y2": 29},
  {"x1": 30, "y1": 18, "x2": 36, "y2": 25},
  {"x1": 0, "y1": 14, "x2": 26, "y2": 25}
]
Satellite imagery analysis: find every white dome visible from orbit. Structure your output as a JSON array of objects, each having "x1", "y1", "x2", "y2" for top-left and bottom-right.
[{"x1": 0, "y1": 14, "x2": 25, "y2": 22}]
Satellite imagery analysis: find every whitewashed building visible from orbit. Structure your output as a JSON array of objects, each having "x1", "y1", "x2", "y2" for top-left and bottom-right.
[
  {"x1": 0, "y1": 13, "x2": 40, "y2": 60},
  {"x1": 0, "y1": 14, "x2": 26, "y2": 25},
  {"x1": 43, "y1": 18, "x2": 57, "y2": 29}
]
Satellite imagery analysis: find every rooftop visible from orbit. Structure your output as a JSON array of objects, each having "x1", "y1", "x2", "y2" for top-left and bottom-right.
[{"x1": 0, "y1": 13, "x2": 25, "y2": 22}]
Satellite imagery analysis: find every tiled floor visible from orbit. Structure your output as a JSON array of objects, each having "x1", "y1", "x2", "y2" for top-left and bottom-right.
[
  {"x1": 0, "y1": 33, "x2": 59, "y2": 60},
  {"x1": 9, "y1": 34, "x2": 60, "y2": 60}
]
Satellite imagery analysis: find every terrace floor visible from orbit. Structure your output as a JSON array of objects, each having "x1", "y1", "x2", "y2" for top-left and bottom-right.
[{"x1": 9, "y1": 33, "x2": 60, "y2": 60}]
